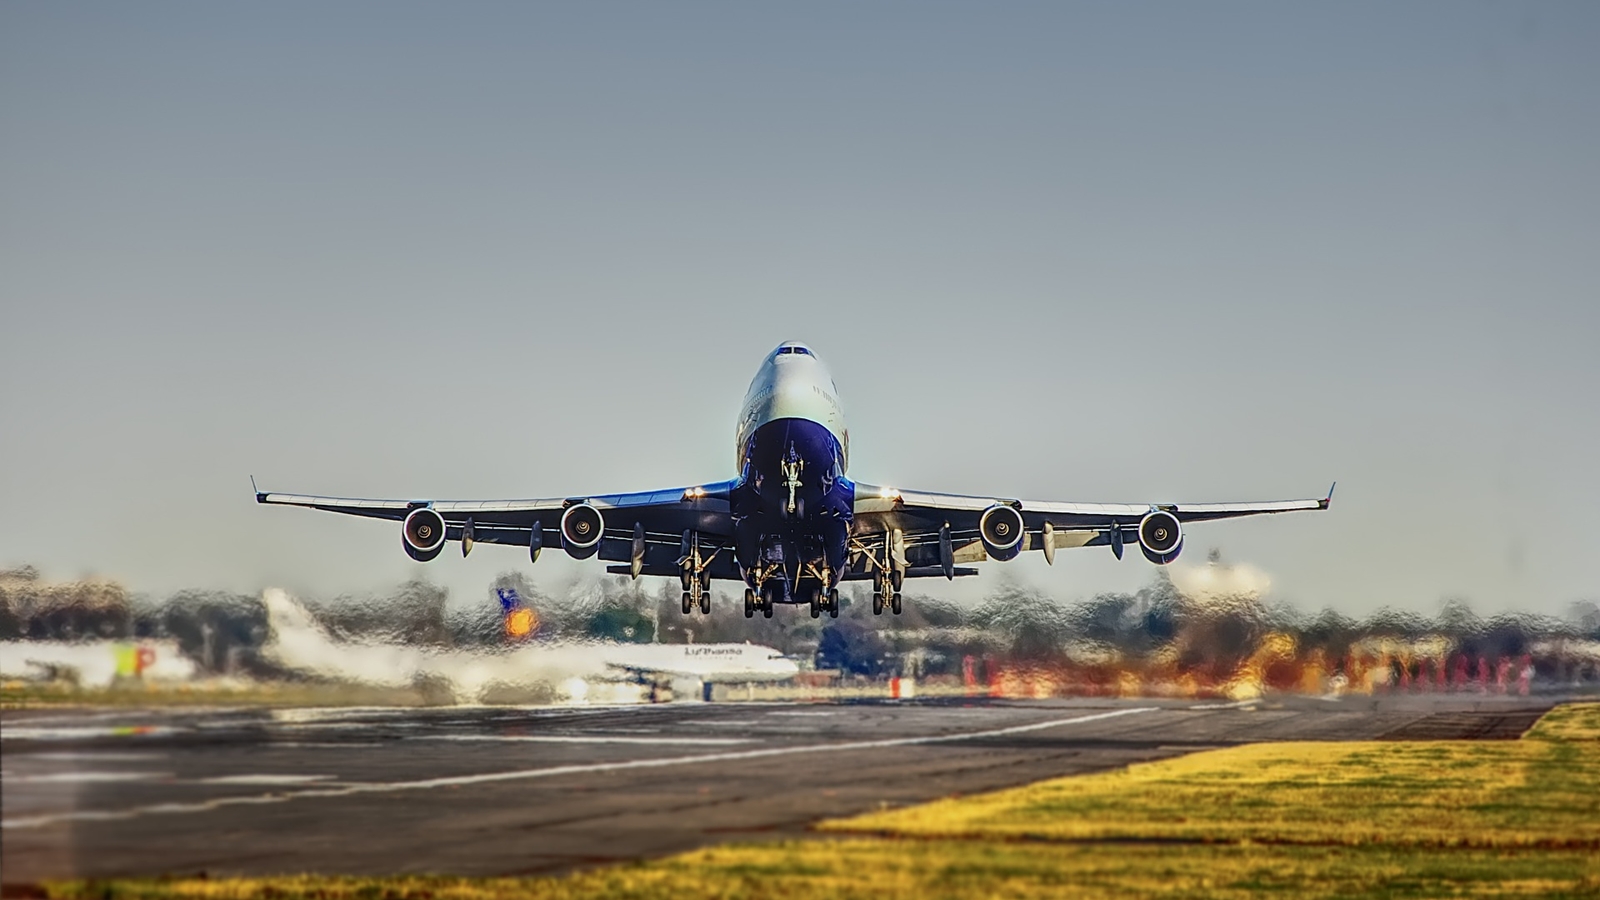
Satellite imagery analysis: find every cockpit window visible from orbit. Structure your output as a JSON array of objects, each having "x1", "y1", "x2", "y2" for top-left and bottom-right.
[
  {"x1": 792, "y1": 346, "x2": 812, "y2": 356},
  {"x1": 776, "y1": 345, "x2": 812, "y2": 357},
  {"x1": 777, "y1": 347, "x2": 793, "y2": 355}
]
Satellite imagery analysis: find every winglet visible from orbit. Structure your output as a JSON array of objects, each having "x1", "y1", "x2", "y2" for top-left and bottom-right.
[
  {"x1": 1319, "y1": 481, "x2": 1337, "y2": 510},
  {"x1": 251, "y1": 476, "x2": 266, "y2": 503}
]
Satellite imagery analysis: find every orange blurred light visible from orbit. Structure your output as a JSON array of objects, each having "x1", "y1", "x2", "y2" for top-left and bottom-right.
[{"x1": 505, "y1": 607, "x2": 537, "y2": 638}]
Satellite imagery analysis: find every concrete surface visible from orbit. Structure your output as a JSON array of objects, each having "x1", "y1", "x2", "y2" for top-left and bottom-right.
[{"x1": 0, "y1": 694, "x2": 1562, "y2": 883}]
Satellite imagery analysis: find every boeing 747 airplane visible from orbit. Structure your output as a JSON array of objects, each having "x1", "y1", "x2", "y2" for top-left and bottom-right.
[{"x1": 258, "y1": 342, "x2": 1331, "y2": 619}]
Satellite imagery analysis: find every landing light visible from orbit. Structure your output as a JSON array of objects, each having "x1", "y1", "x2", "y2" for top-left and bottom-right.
[{"x1": 879, "y1": 486, "x2": 900, "y2": 500}]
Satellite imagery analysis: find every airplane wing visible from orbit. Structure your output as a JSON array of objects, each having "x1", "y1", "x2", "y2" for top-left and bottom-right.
[
  {"x1": 256, "y1": 480, "x2": 744, "y2": 579},
  {"x1": 848, "y1": 481, "x2": 1334, "y2": 575}
]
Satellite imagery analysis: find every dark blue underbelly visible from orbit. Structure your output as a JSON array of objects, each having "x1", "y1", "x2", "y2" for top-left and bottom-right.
[{"x1": 731, "y1": 418, "x2": 854, "y2": 595}]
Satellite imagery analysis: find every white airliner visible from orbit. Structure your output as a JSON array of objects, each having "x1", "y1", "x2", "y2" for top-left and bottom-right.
[
  {"x1": 261, "y1": 589, "x2": 797, "y2": 702},
  {"x1": 259, "y1": 342, "x2": 1331, "y2": 620}
]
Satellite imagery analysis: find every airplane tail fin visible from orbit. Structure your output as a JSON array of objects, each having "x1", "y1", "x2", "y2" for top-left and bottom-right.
[{"x1": 260, "y1": 588, "x2": 342, "y2": 671}]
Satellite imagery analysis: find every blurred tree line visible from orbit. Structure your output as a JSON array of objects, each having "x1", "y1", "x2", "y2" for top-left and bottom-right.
[{"x1": 4, "y1": 563, "x2": 1598, "y2": 683}]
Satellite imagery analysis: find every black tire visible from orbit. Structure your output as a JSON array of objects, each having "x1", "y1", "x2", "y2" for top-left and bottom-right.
[
  {"x1": 827, "y1": 589, "x2": 839, "y2": 619},
  {"x1": 762, "y1": 601, "x2": 773, "y2": 619},
  {"x1": 681, "y1": 591, "x2": 692, "y2": 615},
  {"x1": 872, "y1": 592, "x2": 884, "y2": 615},
  {"x1": 809, "y1": 595, "x2": 821, "y2": 618},
  {"x1": 891, "y1": 592, "x2": 903, "y2": 615},
  {"x1": 699, "y1": 592, "x2": 710, "y2": 615},
  {"x1": 743, "y1": 588, "x2": 755, "y2": 618}
]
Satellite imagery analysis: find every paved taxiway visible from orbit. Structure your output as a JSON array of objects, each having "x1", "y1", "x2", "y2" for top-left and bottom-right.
[{"x1": 0, "y1": 695, "x2": 1560, "y2": 883}]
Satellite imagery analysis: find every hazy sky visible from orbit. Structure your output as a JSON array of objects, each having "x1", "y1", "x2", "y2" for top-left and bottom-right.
[{"x1": 3, "y1": 2, "x2": 1596, "y2": 617}]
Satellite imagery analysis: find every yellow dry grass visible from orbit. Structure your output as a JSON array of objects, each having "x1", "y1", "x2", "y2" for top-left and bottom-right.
[
  {"x1": 37, "y1": 842, "x2": 1600, "y2": 900},
  {"x1": 39, "y1": 703, "x2": 1600, "y2": 900},
  {"x1": 824, "y1": 702, "x2": 1600, "y2": 848}
]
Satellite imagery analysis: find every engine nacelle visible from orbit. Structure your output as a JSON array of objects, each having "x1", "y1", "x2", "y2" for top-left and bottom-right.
[
  {"x1": 1138, "y1": 510, "x2": 1183, "y2": 565},
  {"x1": 401, "y1": 507, "x2": 447, "y2": 562},
  {"x1": 979, "y1": 504, "x2": 1026, "y2": 562},
  {"x1": 560, "y1": 503, "x2": 605, "y2": 559}
]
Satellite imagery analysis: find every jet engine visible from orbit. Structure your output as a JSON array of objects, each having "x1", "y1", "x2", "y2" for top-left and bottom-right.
[
  {"x1": 401, "y1": 508, "x2": 447, "y2": 562},
  {"x1": 1138, "y1": 510, "x2": 1183, "y2": 565},
  {"x1": 560, "y1": 503, "x2": 605, "y2": 559},
  {"x1": 979, "y1": 504, "x2": 1026, "y2": 562}
]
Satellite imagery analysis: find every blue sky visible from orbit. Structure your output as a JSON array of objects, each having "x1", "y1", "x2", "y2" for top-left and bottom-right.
[{"x1": 3, "y1": 2, "x2": 1596, "y2": 615}]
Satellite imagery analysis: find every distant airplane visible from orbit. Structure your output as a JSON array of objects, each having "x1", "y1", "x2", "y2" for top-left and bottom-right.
[
  {"x1": 260, "y1": 589, "x2": 797, "y2": 703},
  {"x1": 258, "y1": 342, "x2": 1331, "y2": 619},
  {"x1": 0, "y1": 639, "x2": 196, "y2": 687}
]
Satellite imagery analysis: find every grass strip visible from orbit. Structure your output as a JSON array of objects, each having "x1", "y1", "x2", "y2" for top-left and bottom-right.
[
  {"x1": 822, "y1": 702, "x2": 1600, "y2": 848},
  {"x1": 35, "y1": 843, "x2": 1600, "y2": 900}
]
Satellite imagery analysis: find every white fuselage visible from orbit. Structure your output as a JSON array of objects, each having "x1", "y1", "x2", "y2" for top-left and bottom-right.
[
  {"x1": 260, "y1": 589, "x2": 797, "y2": 702},
  {"x1": 734, "y1": 343, "x2": 848, "y2": 474}
]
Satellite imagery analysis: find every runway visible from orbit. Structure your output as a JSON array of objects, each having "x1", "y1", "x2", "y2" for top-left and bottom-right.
[{"x1": 0, "y1": 694, "x2": 1560, "y2": 884}]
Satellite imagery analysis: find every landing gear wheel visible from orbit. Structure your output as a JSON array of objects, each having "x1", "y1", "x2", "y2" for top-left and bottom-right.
[
  {"x1": 699, "y1": 591, "x2": 710, "y2": 615},
  {"x1": 809, "y1": 592, "x2": 821, "y2": 619},
  {"x1": 827, "y1": 588, "x2": 840, "y2": 619},
  {"x1": 891, "y1": 592, "x2": 903, "y2": 615},
  {"x1": 744, "y1": 588, "x2": 755, "y2": 618},
  {"x1": 681, "y1": 591, "x2": 693, "y2": 614},
  {"x1": 872, "y1": 592, "x2": 884, "y2": 615},
  {"x1": 762, "y1": 600, "x2": 773, "y2": 619}
]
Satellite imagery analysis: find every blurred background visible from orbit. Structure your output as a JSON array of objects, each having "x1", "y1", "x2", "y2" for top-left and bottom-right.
[{"x1": 3, "y1": 2, "x2": 1597, "y2": 628}]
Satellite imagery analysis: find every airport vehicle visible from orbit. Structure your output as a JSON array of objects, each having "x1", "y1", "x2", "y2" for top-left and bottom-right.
[
  {"x1": 261, "y1": 589, "x2": 797, "y2": 703},
  {"x1": 258, "y1": 342, "x2": 1331, "y2": 619}
]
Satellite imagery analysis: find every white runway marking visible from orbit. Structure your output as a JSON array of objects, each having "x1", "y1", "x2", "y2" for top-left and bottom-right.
[
  {"x1": 30, "y1": 752, "x2": 162, "y2": 762},
  {"x1": 416, "y1": 735, "x2": 754, "y2": 746},
  {"x1": 766, "y1": 711, "x2": 838, "y2": 717},
  {"x1": 0, "y1": 771, "x2": 170, "y2": 784},
  {"x1": 199, "y1": 775, "x2": 338, "y2": 785},
  {"x1": 1, "y1": 707, "x2": 1156, "y2": 830},
  {"x1": 1188, "y1": 700, "x2": 1260, "y2": 710}
]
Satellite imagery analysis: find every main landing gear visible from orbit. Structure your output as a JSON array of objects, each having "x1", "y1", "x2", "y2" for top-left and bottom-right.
[
  {"x1": 680, "y1": 530, "x2": 716, "y2": 615},
  {"x1": 744, "y1": 587, "x2": 775, "y2": 619},
  {"x1": 871, "y1": 568, "x2": 903, "y2": 616},
  {"x1": 681, "y1": 570, "x2": 710, "y2": 614},
  {"x1": 809, "y1": 588, "x2": 840, "y2": 619},
  {"x1": 853, "y1": 530, "x2": 904, "y2": 616}
]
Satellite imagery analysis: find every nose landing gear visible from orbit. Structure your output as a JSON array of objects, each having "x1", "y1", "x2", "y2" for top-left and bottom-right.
[{"x1": 780, "y1": 444, "x2": 804, "y2": 518}]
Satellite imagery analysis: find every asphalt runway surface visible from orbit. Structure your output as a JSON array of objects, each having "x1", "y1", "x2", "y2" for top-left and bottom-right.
[{"x1": 0, "y1": 694, "x2": 1562, "y2": 884}]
